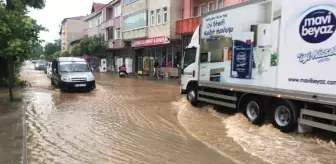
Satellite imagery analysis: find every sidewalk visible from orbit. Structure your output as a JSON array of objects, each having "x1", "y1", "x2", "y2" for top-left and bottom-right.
[
  {"x1": 96, "y1": 72, "x2": 180, "y2": 86},
  {"x1": 0, "y1": 90, "x2": 24, "y2": 164}
]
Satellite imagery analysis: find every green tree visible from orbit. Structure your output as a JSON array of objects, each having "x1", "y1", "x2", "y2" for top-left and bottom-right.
[
  {"x1": 44, "y1": 39, "x2": 61, "y2": 61},
  {"x1": 61, "y1": 51, "x2": 70, "y2": 57},
  {"x1": 53, "y1": 51, "x2": 61, "y2": 59},
  {"x1": 0, "y1": 0, "x2": 45, "y2": 101},
  {"x1": 28, "y1": 43, "x2": 44, "y2": 60},
  {"x1": 70, "y1": 44, "x2": 81, "y2": 56},
  {"x1": 88, "y1": 35, "x2": 108, "y2": 57},
  {"x1": 79, "y1": 35, "x2": 108, "y2": 57}
]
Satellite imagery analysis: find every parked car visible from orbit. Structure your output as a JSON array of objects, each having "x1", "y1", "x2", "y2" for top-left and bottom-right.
[
  {"x1": 51, "y1": 57, "x2": 95, "y2": 92},
  {"x1": 35, "y1": 61, "x2": 46, "y2": 70},
  {"x1": 46, "y1": 62, "x2": 52, "y2": 78}
]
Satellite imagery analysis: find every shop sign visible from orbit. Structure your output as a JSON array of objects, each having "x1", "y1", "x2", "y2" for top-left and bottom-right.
[{"x1": 133, "y1": 36, "x2": 170, "y2": 47}]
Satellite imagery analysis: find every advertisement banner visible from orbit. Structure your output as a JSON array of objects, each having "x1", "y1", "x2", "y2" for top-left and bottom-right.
[
  {"x1": 200, "y1": 4, "x2": 265, "y2": 39},
  {"x1": 277, "y1": 0, "x2": 336, "y2": 94},
  {"x1": 133, "y1": 36, "x2": 170, "y2": 47},
  {"x1": 231, "y1": 33, "x2": 254, "y2": 79},
  {"x1": 199, "y1": 1, "x2": 278, "y2": 88}
]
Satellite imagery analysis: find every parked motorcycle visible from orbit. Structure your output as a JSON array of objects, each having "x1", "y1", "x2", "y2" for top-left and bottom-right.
[{"x1": 119, "y1": 71, "x2": 126, "y2": 77}]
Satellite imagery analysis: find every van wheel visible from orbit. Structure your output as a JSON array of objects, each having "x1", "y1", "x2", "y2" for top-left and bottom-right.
[
  {"x1": 187, "y1": 87, "x2": 198, "y2": 106},
  {"x1": 271, "y1": 99, "x2": 298, "y2": 133},
  {"x1": 242, "y1": 97, "x2": 265, "y2": 125}
]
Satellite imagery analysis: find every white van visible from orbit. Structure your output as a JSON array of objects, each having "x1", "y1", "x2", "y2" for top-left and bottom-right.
[{"x1": 51, "y1": 57, "x2": 96, "y2": 92}]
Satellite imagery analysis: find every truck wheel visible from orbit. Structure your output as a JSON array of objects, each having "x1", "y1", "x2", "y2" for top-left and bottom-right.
[
  {"x1": 271, "y1": 100, "x2": 298, "y2": 133},
  {"x1": 243, "y1": 97, "x2": 265, "y2": 125},
  {"x1": 187, "y1": 88, "x2": 198, "y2": 106}
]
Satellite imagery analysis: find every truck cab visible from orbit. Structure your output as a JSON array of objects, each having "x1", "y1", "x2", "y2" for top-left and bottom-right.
[
  {"x1": 51, "y1": 57, "x2": 96, "y2": 92},
  {"x1": 180, "y1": 26, "x2": 200, "y2": 104}
]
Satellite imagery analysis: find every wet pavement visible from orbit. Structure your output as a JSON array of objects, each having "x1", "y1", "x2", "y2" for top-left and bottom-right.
[
  {"x1": 10, "y1": 61, "x2": 336, "y2": 164},
  {"x1": 0, "y1": 100, "x2": 24, "y2": 164}
]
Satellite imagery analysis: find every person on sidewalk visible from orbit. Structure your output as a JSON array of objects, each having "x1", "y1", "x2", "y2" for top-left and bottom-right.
[{"x1": 154, "y1": 60, "x2": 160, "y2": 79}]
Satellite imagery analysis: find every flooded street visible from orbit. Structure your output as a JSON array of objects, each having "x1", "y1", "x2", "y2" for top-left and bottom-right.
[{"x1": 20, "y1": 62, "x2": 336, "y2": 164}]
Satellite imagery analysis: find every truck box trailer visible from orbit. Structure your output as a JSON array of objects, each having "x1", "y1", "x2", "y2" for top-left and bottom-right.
[{"x1": 180, "y1": 0, "x2": 336, "y2": 133}]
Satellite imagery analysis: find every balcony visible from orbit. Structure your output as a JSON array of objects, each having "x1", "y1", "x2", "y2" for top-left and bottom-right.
[
  {"x1": 107, "y1": 39, "x2": 123, "y2": 49},
  {"x1": 103, "y1": 19, "x2": 113, "y2": 28},
  {"x1": 123, "y1": 0, "x2": 147, "y2": 16},
  {"x1": 122, "y1": 27, "x2": 148, "y2": 40},
  {"x1": 176, "y1": 17, "x2": 201, "y2": 35}
]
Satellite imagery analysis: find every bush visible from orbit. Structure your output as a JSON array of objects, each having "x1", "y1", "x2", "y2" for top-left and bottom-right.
[{"x1": 15, "y1": 79, "x2": 28, "y2": 87}]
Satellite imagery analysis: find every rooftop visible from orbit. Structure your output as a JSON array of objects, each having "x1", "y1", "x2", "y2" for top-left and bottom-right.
[
  {"x1": 61, "y1": 16, "x2": 84, "y2": 24},
  {"x1": 91, "y1": 2, "x2": 106, "y2": 13}
]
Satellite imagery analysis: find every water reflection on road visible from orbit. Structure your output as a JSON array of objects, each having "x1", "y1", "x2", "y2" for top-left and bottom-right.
[{"x1": 21, "y1": 62, "x2": 335, "y2": 164}]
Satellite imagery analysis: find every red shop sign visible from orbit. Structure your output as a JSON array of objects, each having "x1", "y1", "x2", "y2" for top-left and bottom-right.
[{"x1": 133, "y1": 36, "x2": 170, "y2": 47}]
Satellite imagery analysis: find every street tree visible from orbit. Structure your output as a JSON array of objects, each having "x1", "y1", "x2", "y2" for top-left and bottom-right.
[
  {"x1": 53, "y1": 51, "x2": 61, "y2": 59},
  {"x1": 79, "y1": 35, "x2": 108, "y2": 57},
  {"x1": 28, "y1": 43, "x2": 44, "y2": 60},
  {"x1": 44, "y1": 39, "x2": 61, "y2": 61},
  {"x1": 0, "y1": 0, "x2": 45, "y2": 101},
  {"x1": 70, "y1": 44, "x2": 81, "y2": 56},
  {"x1": 61, "y1": 51, "x2": 70, "y2": 57},
  {"x1": 88, "y1": 35, "x2": 108, "y2": 57}
]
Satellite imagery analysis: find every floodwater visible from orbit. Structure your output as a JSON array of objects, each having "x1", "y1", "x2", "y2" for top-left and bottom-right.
[{"x1": 20, "y1": 61, "x2": 336, "y2": 164}]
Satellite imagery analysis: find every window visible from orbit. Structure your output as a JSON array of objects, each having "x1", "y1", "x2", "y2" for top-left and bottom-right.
[
  {"x1": 115, "y1": 4, "x2": 121, "y2": 17},
  {"x1": 108, "y1": 27, "x2": 113, "y2": 40},
  {"x1": 183, "y1": 48, "x2": 196, "y2": 68},
  {"x1": 201, "y1": 4, "x2": 207, "y2": 15},
  {"x1": 193, "y1": 6, "x2": 199, "y2": 17},
  {"x1": 217, "y1": 0, "x2": 223, "y2": 9},
  {"x1": 156, "y1": 9, "x2": 161, "y2": 25},
  {"x1": 89, "y1": 20, "x2": 92, "y2": 28},
  {"x1": 163, "y1": 7, "x2": 168, "y2": 24},
  {"x1": 123, "y1": 11, "x2": 147, "y2": 31},
  {"x1": 150, "y1": 10, "x2": 155, "y2": 26},
  {"x1": 102, "y1": 10, "x2": 105, "y2": 22},
  {"x1": 209, "y1": 2, "x2": 215, "y2": 11},
  {"x1": 123, "y1": 0, "x2": 137, "y2": 5},
  {"x1": 115, "y1": 28, "x2": 121, "y2": 39},
  {"x1": 99, "y1": 15, "x2": 103, "y2": 24}
]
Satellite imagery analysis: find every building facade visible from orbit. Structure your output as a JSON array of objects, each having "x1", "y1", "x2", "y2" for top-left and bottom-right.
[
  {"x1": 82, "y1": 1, "x2": 133, "y2": 72},
  {"x1": 60, "y1": 16, "x2": 87, "y2": 52},
  {"x1": 176, "y1": 0, "x2": 247, "y2": 49},
  {"x1": 103, "y1": 0, "x2": 134, "y2": 72},
  {"x1": 122, "y1": 0, "x2": 182, "y2": 77}
]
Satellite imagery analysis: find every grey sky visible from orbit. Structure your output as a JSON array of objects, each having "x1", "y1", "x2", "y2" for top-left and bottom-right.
[{"x1": 28, "y1": 0, "x2": 111, "y2": 45}]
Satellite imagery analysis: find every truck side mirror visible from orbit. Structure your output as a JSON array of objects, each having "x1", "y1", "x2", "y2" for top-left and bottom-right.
[{"x1": 181, "y1": 69, "x2": 184, "y2": 74}]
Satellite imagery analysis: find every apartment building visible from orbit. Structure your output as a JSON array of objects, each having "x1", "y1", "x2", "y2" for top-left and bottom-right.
[
  {"x1": 122, "y1": 0, "x2": 182, "y2": 77},
  {"x1": 83, "y1": 3, "x2": 106, "y2": 37},
  {"x1": 60, "y1": 16, "x2": 87, "y2": 52},
  {"x1": 82, "y1": 1, "x2": 132, "y2": 72},
  {"x1": 176, "y1": 0, "x2": 247, "y2": 48}
]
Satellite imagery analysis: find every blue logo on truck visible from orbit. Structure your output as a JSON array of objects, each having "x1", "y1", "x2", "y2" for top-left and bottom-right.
[{"x1": 299, "y1": 9, "x2": 336, "y2": 43}]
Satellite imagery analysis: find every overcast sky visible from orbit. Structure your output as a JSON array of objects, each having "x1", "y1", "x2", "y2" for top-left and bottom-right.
[{"x1": 28, "y1": 0, "x2": 111, "y2": 45}]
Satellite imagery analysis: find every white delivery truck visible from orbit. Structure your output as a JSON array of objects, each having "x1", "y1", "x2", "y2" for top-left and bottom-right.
[{"x1": 180, "y1": 0, "x2": 336, "y2": 133}]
